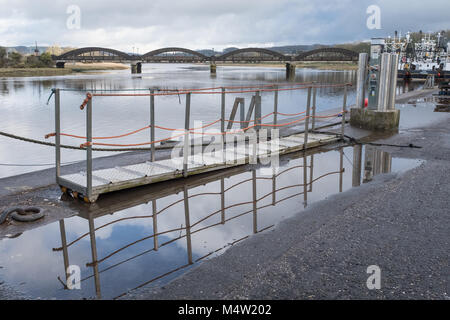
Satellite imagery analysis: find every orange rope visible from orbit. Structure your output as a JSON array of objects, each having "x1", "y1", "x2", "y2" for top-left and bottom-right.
[
  {"x1": 60, "y1": 111, "x2": 345, "y2": 148},
  {"x1": 89, "y1": 83, "x2": 351, "y2": 98},
  {"x1": 80, "y1": 132, "x2": 186, "y2": 148}
]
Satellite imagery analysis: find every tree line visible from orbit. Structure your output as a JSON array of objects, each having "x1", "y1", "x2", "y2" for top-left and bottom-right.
[{"x1": 0, "y1": 47, "x2": 54, "y2": 68}]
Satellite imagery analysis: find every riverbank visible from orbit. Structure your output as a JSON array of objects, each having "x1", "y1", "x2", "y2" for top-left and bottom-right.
[
  {"x1": 0, "y1": 63, "x2": 129, "y2": 77},
  {"x1": 215, "y1": 61, "x2": 359, "y2": 70},
  {"x1": 0, "y1": 68, "x2": 73, "y2": 77},
  {"x1": 64, "y1": 62, "x2": 129, "y2": 72}
]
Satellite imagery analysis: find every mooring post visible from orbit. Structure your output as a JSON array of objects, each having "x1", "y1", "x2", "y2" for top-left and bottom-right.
[
  {"x1": 377, "y1": 53, "x2": 392, "y2": 112},
  {"x1": 303, "y1": 86, "x2": 312, "y2": 152},
  {"x1": 352, "y1": 144, "x2": 362, "y2": 187},
  {"x1": 152, "y1": 200, "x2": 158, "y2": 250},
  {"x1": 252, "y1": 169, "x2": 257, "y2": 234},
  {"x1": 341, "y1": 85, "x2": 348, "y2": 139},
  {"x1": 86, "y1": 97, "x2": 93, "y2": 201},
  {"x1": 183, "y1": 186, "x2": 193, "y2": 264},
  {"x1": 150, "y1": 89, "x2": 155, "y2": 162},
  {"x1": 311, "y1": 85, "x2": 317, "y2": 131},
  {"x1": 356, "y1": 53, "x2": 369, "y2": 109},
  {"x1": 388, "y1": 54, "x2": 399, "y2": 110},
  {"x1": 55, "y1": 89, "x2": 61, "y2": 179},
  {"x1": 183, "y1": 93, "x2": 191, "y2": 178}
]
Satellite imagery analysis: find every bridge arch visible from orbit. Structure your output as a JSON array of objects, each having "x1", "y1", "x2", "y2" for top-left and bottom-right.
[
  {"x1": 57, "y1": 47, "x2": 133, "y2": 60},
  {"x1": 216, "y1": 48, "x2": 288, "y2": 61},
  {"x1": 295, "y1": 47, "x2": 359, "y2": 61},
  {"x1": 142, "y1": 47, "x2": 208, "y2": 60}
]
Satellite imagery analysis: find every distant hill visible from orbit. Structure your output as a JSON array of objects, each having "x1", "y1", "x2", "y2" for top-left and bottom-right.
[{"x1": 6, "y1": 46, "x2": 47, "y2": 55}]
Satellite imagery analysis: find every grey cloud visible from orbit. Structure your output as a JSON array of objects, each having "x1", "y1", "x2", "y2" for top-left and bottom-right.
[{"x1": 0, "y1": 0, "x2": 448, "y2": 50}]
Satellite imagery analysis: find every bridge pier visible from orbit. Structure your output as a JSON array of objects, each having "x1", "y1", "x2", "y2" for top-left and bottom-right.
[
  {"x1": 286, "y1": 63, "x2": 296, "y2": 80},
  {"x1": 131, "y1": 62, "x2": 142, "y2": 74},
  {"x1": 210, "y1": 62, "x2": 216, "y2": 74},
  {"x1": 56, "y1": 61, "x2": 66, "y2": 68}
]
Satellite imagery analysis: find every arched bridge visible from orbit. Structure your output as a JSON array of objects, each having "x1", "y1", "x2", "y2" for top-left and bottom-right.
[
  {"x1": 55, "y1": 47, "x2": 360, "y2": 67},
  {"x1": 215, "y1": 48, "x2": 288, "y2": 62},
  {"x1": 142, "y1": 47, "x2": 209, "y2": 62},
  {"x1": 295, "y1": 47, "x2": 359, "y2": 61},
  {"x1": 57, "y1": 47, "x2": 134, "y2": 61}
]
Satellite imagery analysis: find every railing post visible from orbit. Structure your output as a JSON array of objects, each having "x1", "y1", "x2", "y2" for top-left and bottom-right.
[
  {"x1": 55, "y1": 89, "x2": 61, "y2": 179},
  {"x1": 221, "y1": 178, "x2": 225, "y2": 224},
  {"x1": 152, "y1": 200, "x2": 158, "y2": 250},
  {"x1": 183, "y1": 186, "x2": 193, "y2": 264},
  {"x1": 303, "y1": 155, "x2": 308, "y2": 208},
  {"x1": 273, "y1": 86, "x2": 278, "y2": 126},
  {"x1": 221, "y1": 87, "x2": 226, "y2": 162},
  {"x1": 339, "y1": 147, "x2": 344, "y2": 192},
  {"x1": 59, "y1": 220, "x2": 70, "y2": 283},
  {"x1": 311, "y1": 85, "x2": 317, "y2": 131},
  {"x1": 240, "y1": 99, "x2": 246, "y2": 129},
  {"x1": 88, "y1": 213, "x2": 101, "y2": 299},
  {"x1": 341, "y1": 85, "x2": 348, "y2": 139},
  {"x1": 255, "y1": 91, "x2": 261, "y2": 132},
  {"x1": 183, "y1": 93, "x2": 191, "y2": 178},
  {"x1": 150, "y1": 89, "x2": 155, "y2": 162},
  {"x1": 303, "y1": 86, "x2": 312, "y2": 152},
  {"x1": 86, "y1": 96, "x2": 93, "y2": 200},
  {"x1": 252, "y1": 169, "x2": 257, "y2": 234}
]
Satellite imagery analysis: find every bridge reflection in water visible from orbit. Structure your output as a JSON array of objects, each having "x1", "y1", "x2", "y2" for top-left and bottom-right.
[{"x1": 52, "y1": 144, "x2": 395, "y2": 299}]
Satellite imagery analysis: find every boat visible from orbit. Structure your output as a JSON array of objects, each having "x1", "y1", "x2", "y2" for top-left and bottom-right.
[{"x1": 383, "y1": 31, "x2": 450, "y2": 80}]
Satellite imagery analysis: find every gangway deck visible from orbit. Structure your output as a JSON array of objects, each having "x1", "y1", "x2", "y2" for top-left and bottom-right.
[{"x1": 58, "y1": 132, "x2": 338, "y2": 202}]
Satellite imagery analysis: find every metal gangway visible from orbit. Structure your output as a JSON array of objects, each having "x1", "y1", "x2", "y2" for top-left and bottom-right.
[{"x1": 46, "y1": 82, "x2": 350, "y2": 202}]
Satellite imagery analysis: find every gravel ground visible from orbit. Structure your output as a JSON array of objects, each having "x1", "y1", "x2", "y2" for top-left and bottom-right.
[{"x1": 122, "y1": 115, "x2": 450, "y2": 300}]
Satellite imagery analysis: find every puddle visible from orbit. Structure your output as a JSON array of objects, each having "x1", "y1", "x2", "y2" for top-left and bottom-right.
[
  {"x1": 0, "y1": 145, "x2": 423, "y2": 299},
  {"x1": 398, "y1": 96, "x2": 450, "y2": 131}
]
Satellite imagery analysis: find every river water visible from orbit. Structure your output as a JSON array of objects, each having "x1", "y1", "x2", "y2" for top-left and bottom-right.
[{"x1": 0, "y1": 64, "x2": 359, "y2": 179}]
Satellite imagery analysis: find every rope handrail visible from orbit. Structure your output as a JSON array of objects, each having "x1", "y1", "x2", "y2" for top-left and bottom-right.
[
  {"x1": 87, "y1": 83, "x2": 351, "y2": 98},
  {"x1": 76, "y1": 111, "x2": 345, "y2": 148}
]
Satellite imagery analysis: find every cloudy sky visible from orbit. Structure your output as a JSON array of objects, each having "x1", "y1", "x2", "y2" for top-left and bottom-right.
[{"x1": 0, "y1": 0, "x2": 449, "y2": 52}]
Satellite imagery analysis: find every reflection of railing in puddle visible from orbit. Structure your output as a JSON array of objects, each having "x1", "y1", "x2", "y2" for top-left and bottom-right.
[{"x1": 54, "y1": 145, "x2": 392, "y2": 299}]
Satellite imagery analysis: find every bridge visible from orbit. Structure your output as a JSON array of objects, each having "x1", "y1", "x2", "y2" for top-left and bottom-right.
[{"x1": 54, "y1": 46, "x2": 359, "y2": 73}]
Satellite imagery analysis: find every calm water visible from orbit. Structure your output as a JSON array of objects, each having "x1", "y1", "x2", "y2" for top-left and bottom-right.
[{"x1": 0, "y1": 64, "x2": 358, "y2": 178}]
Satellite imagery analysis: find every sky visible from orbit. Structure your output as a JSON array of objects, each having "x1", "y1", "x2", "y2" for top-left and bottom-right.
[{"x1": 0, "y1": 0, "x2": 449, "y2": 52}]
